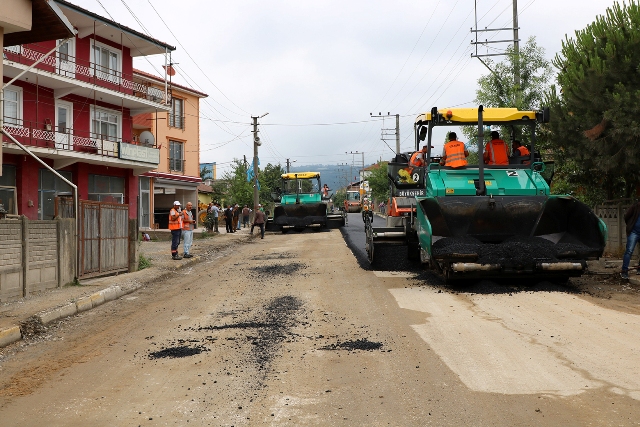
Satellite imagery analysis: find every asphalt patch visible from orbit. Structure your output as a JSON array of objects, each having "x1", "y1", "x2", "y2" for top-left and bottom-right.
[
  {"x1": 148, "y1": 345, "x2": 207, "y2": 359},
  {"x1": 250, "y1": 252, "x2": 296, "y2": 261},
  {"x1": 320, "y1": 338, "x2": 383, "y2": 351},
  {"x1": 247, "y1": 262, "x2": 307, "y2": 279}
]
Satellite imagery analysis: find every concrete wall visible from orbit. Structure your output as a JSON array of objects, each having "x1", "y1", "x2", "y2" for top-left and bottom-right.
[
  {"x1": 0, "y1": 217, "x2": 76, "y2": 302},
  {"x1": 595, "y1": 202, "x2": 640, "y2": 256}
]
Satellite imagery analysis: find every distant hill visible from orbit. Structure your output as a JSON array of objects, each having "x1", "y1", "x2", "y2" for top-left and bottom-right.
[{"x1": 289, "y1": 164, "x2": 363, "y2": 193}]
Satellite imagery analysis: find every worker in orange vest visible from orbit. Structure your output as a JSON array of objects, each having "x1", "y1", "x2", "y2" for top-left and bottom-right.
[
  {"x1": 440, "y1": 132, "x2": 469, "y2": 168},
  {"x1": 483, "y1": 131, "x2": 509, "y2": 165},
  {"x1": 511, "y1": 140, "x2": 530, "y2": 157},
  {"x1": 169, "y1": 201, "x2": 183, "y2": 260},
  {"x1": 410, "y1": 145, "x2": 429, "y2": 167}
]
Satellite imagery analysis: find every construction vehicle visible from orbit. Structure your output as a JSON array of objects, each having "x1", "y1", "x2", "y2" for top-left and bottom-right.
[
  {"x1": 406, "y1": 106, "x2": 606, "y2": 282},
  {"x1": 365, "y1": 156, "x2": 424, "y2": 263},
  {"x1": 344, "y1": 190, "x2": 362, "y2": 213},
  {"x1": 272, "y1": 172, "x2": 345, "y2": 232}
]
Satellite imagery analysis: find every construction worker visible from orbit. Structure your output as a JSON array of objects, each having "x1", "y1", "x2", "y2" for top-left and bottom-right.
[
  {"x1": 511, "y1": 140, "x2": 530, "y2": 157},
  {"x1": 181, "y1": 202, "x2": 195, "y2": 258},
  {"x1": 362, "y1": 203, "x2": 373, "y2": 227},
  {"x1": 410, "y1": 145, "x2": 429, "y2": 167},
  {"x1": 169, "y1": 201, "x2": 183, "y2": 260},
  {"x1": 483, "y1": 131, "x2": 509, "y2": 165},
  {"x1": 440, "y1": 132, "x2": 469, "y2": 168}
]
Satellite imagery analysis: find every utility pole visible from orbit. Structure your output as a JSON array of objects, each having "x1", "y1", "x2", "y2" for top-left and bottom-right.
[
  {"x1": 286, "y1": 158, "x2": 296, "y2": 173},
  {"x1": 512, "y1": 0, "x2": 520, "y2": 106},
  {"x1": 251, "y1": 113, "x2": 268, "y2": 210},
  {"x1": 371, "y1": 112, "x2": 400, "y2": 154}
]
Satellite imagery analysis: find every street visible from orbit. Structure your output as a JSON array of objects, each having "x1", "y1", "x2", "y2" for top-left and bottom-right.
[{"x1": 0, "y1": 220, "x2": 639, "y2": 426}]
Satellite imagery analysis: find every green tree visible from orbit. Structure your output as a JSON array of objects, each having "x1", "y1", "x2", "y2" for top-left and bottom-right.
[
  {"x1": 463, "y1": 37, "x2": 553, "y2": 148},
  {"x1": 333, "y1": 189, "x2": 346, "y2": 208},
  {"x1": 367, "y1": 162, "x2": 390, "y2": 203},
  {"x1": 548, "y1": 1, "x2": 640, "y2": 201},
  {"x1": 222, "y1": 159, "x2": 253, "y2": 206}
]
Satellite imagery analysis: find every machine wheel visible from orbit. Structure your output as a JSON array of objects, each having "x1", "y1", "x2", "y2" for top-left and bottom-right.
[{"x1": 365, "y1": 225, "x2": 375, "y2": 264}]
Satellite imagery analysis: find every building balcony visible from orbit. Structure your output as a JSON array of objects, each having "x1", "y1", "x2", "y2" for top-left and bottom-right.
[
  {"x1": 2, "y1": 118, "x2": 160, "y2": 175},
  {"x1": 3, "y1": 44, "x2": 170, "y2": 114}
]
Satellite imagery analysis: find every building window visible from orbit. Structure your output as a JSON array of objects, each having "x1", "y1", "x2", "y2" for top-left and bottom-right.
[
  {"x1": 169, "y1": 98, "x2": 184, "y2": 129},
  {"x1": 169, "y1": 140, "x2": 184, "y2": 172},
  {"x1": 57, "y1": 38, "x2": 75, "y2": 77},
  {"x1": 91, "y1": 107, "x2": 121, "y2": 141},
  {"x1": 39, "y1": 169, "x2": 73, "y2": 220},
  {"x1": 2, "y1": 86, "x2": 22, "y2": 126},
  {"x1": 88, "y1": 174, "x2": 124, "y2": 203},
  {"x1": 0, "y1": 165, "x2": 17, "y2": 215},
  {"x1": 91, "y1": 41, "x2": 121, "y2": 84},
  {"x1": 139, "y1": 176, "x2": 150, "y2": 228}
]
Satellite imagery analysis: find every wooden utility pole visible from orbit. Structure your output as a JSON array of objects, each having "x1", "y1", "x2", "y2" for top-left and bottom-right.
[{"x1": 251, "y1": 113, "x2": 268, "y2": 209}]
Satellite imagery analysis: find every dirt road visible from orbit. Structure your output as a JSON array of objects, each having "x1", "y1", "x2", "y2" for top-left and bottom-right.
[{"x1": 0, "y1": 229, "x2": 639, "y2": 426}]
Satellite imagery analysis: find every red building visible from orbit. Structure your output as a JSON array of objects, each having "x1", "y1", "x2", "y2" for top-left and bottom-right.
[{"x1": 1, "y1": 0, "x2": 175, "y2": 220}]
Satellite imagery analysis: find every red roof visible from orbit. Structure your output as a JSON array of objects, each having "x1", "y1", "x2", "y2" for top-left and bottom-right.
[{"x1": 133, "y1": 68, "x2": 208, "y2": 98}]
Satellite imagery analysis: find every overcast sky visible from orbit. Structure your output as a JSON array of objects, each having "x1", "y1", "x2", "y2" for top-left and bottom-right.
[{"x1": 71, "y1": 0, "x2": 617, "y2": 176}]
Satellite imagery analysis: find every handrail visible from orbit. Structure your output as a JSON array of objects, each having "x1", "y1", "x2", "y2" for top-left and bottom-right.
[{"x1": 3, "y1": 44, "x2": 169, "y2": 104}]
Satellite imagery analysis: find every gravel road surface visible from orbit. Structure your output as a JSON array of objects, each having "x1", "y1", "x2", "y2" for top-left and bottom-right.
[{"x1": 0, "y1": 226, "x2": 639, "y2": 426}]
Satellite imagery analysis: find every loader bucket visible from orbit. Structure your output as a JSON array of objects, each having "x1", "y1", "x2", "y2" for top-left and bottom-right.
[
  {"x1": 273, "y1": 203, "x2": 327, "y2": 228},
  {"x1": 419, "y1": 195, "x2": 605, "y2": 264}
]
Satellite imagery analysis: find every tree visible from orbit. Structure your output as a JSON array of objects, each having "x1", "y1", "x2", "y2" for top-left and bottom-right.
[
  {"x1": 222, "y1": 159, "x2": 253, "y2": 207},
  {"x1": 332, "y1": 189, "x2": 346, "y2": 208},
  {"x1": 367, "y1": 162, "x2": 390, "y2": 203},
  {"x1": 548, "y1": 1, "x2": 640, "y2": 201},
  {"x1": 463, "y1": 37, "x2": 553, "y2": 148},
  {"x1": 259, "y1": 163, "x2": 286, "y2": 211}
]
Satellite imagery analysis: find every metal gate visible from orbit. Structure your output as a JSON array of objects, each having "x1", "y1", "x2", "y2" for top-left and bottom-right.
[{"x1": 79, "y1": 200, "x2": 129, "y2": 278}]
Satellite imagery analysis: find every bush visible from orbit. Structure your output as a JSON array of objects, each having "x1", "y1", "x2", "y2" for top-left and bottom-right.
[{"x1": 138, "y1": 254, "x2": 152, "y2": 270}]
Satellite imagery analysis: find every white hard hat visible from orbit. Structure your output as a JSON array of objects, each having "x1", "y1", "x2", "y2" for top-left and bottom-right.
[{"x1": 173, "y1": 201, "x2": 181, "y2": 206}]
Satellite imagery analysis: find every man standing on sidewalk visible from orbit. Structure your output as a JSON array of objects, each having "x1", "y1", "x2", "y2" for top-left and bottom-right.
[
  {"x1": 621, "y1": 200, "x2": 640, "y2": 279},
  {"x1": 169, "y1": 201, "x2": 183, "y2": 260},
  {"x1": 211, "y1": 202, "x2": 220, "y2": 233},
  {"x1": 181, "y1": 202, "x2": 195, "y2": 258}
]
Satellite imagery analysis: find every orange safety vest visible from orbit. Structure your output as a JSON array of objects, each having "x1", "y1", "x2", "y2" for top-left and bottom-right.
[
  {"x1": 444, "y1": 140, "x2": 467, "y2": 168},
  {"x1": 485, "y1": 139, "x2": 509, "y2": 165},
  {"x1": 515, "y1": 145, "x2": 530, "y2": 156},
  {"x1": 409, "y1": 151, "x2": 425, "y2": 167},
  {"x1": 181, "y1": 208, "x2": 193, "y2": 231},
  {"x1": 168, "y1": 208, "x2": 182, "y2": 230}
]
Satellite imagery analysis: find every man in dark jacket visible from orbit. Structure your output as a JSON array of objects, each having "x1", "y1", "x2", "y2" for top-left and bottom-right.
[
  {"x1": 224, "y1": 205, "x2": 234, "y2": 233},
  {"x1": 621, "y1": 200, "x2": 640, "y2": 279}
]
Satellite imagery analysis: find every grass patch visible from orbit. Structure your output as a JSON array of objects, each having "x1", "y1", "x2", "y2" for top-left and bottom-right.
[
  {"x1": 138, "y1": 254, "x2": 152, "y2": 270},
  {"x1": 65, "y1": 277, "x2": 82, "y2": 287}
]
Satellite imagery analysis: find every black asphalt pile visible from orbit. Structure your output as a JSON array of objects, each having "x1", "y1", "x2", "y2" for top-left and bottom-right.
[
  {"x1": 433, "y1": 235, "x2": 595, "y2": 266},
  {"x1": 197, "y1": 322, "x2": 273, "y2": 331},
  {"x1": 247, "y1": 262, "x2": 307, "y2": 279},
  {"x1": 148, "y1": 345, "x2": 207, "y2": 359},
  {"x1": 320, "y1": 338, "x2": 383, "y2": 351},
  {"x1": 432, "y1": 236, "x2": 482, "y2": 258}
]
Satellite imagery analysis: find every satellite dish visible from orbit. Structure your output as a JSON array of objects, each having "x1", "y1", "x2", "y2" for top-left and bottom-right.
[{"x1": 139, "y1": 131, "x2": 155, "y2": 146}]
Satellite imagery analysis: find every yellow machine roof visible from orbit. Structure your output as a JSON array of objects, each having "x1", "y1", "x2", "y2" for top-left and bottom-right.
[
  {"x1": 417, "y1": 108, "x2": 537, "y2": 124},
  {"x1": 281, "y1": 172, "x2": 320, "y2": 180}
]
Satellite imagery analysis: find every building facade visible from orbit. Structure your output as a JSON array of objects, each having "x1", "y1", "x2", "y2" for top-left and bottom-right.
[
  {"x1": 132, "y1": 70, "x2": 207, "y2": 229},
  {"x1": 1, "y1": 0, "x2": 174, "y2": 221}
]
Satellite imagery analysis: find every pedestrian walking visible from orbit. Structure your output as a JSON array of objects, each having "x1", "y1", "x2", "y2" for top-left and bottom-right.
[
  {"x1": 225, "y1": 205, "x2": 233, "y2": 233},
  {"x1": 181, "y1": 201, "x2": 195, "y2": 258},
  {"x1": 232, "y1": 204, "x2": 240, "y2": 231},
  {"x1": 379, "y1": 201, "x2": 385, "y2": 215},
  {"x1": 168, "y1": 201, "x2": 183, "y2": 260},
  {"x1": 252, "y1": 204, "x2": 266, "y2": 239},
  {"x1": 242, "y1": 205, "x2": 251, "y2": 228},
  {"x1": 235, "y1": 204, "x2": 242, "y2": 231},
  {"x1": 621, "y1": 200, "x2": 640, "y2": 279}
]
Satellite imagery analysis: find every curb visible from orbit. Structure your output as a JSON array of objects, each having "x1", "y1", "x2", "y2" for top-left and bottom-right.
[
  {"x1": 0, "y1": 248, "x2": 213, "y2": 349},
  {"x1": 630, "y1": 277, "x2": 640, "y2": 286}
]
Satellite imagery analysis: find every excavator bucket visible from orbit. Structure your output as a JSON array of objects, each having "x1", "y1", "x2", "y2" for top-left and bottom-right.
[
  {"x1": 417, "y1": 195, "x2": 606, "y2": 277},
  {"x1": 273, "y1": 203, "x2": 327, "y2": 229}
]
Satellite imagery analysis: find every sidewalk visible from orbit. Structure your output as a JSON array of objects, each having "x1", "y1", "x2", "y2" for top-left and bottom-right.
[{"x1": 0, "y1": 226, "x2": 255, "y2": 348}]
